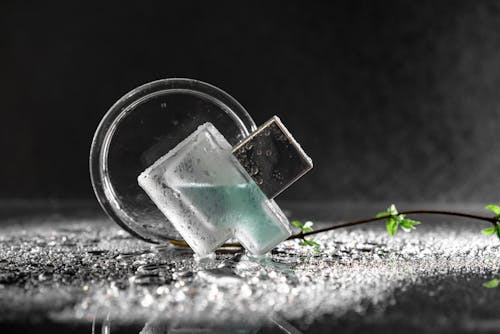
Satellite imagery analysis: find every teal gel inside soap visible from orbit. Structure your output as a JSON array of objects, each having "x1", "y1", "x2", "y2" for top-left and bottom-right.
[
  {"x1": 138, "y1": 122, "x2": 291, "y2": 255},
  {"x1": 180, "y1": 182, "x2": 290, "y2": 254}
]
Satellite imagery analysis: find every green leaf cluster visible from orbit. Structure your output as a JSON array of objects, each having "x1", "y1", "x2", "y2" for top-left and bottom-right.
[
  {"x1": 291, "y1": 221, "x2": 320, "y2": 251},
  {"x1": 292, "y1": 220, "x2": 313, "y2": 233},
  {"x1": 376, "y1": 204, "x2": 421, "y2": 237},
  {"x1": 483, "y1": 204, "x2": 500, "y2": 240}
]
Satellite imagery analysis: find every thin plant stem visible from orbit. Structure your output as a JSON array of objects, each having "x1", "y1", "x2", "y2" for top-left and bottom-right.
[{"x1": 288, "y1": 210, "x2": 497, "y2": 240}]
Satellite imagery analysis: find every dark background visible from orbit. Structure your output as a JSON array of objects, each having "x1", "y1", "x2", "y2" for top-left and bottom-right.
[{"x1": 2, "y1": 0, "x2": 500, "y2": 202}]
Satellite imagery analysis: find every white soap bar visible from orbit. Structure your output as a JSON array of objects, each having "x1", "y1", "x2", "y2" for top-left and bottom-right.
[{"x1": 138, "y1": 122, "x2": 291, "y2": 255}]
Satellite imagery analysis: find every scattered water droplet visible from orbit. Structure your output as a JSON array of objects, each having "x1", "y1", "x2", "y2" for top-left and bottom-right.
[{"x1": 87, "y1": 250, "x2": 108, "y2": 256}]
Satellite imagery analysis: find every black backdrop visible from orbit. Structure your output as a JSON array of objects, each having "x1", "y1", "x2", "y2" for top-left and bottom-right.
[{"x1": 2, "y1": 0, "x2": 500, "y2": 202}]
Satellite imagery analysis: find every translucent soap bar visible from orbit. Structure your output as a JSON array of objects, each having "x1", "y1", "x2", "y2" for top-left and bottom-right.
[{"x1": 138, "y1": 123, "x2": 291, "y2": 255}]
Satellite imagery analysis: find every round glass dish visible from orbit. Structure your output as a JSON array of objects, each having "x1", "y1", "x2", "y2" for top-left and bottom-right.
[{"x1": 90, "y1": 78, "x2": 257, "y2": 243}]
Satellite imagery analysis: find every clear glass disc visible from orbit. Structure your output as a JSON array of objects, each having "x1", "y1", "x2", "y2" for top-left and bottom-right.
[{"x1": 90, "y1": 78, "x2": 257, "y2": 243}]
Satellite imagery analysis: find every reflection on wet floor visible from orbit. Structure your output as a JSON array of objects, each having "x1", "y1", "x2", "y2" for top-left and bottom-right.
[
  {"x1": 92, "y1": 314, "x2": 302, "y2": 334},
  {"x1": 0, "y1": 204, "x2": 500, "y2": 333}
]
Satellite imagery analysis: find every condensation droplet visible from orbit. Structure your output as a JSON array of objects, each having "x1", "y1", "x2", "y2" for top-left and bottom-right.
[{"x1": 250, "y1": 166, "x2": 259, "y2": 175}]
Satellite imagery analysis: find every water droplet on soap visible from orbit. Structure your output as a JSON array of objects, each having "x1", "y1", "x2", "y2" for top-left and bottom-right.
[{"x1": 250, "y1": 166, "x2": 259, "y2": 175}]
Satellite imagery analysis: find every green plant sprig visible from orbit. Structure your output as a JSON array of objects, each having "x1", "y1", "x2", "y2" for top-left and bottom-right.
[
  {"x1": 291, "y1": 220, "x2": 320, "y2": 251},
  {"x1": 375, "y1": 204, "x2": 421, "y2": 236},
  {"x1": 481, "y1": 204, "x2": 500, "y2": 239}
]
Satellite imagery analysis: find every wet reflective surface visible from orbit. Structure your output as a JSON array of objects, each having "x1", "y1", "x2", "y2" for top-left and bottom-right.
[{"x1": 0, "y1": 201, "x2": 500, "y2": 333}]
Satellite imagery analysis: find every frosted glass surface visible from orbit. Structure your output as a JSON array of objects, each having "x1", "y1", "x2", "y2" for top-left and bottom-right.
[{"x1": 138, "y1": 123, "x2": 291, "y2": 255}]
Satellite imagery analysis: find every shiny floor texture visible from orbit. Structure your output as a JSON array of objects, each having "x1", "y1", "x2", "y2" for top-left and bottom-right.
[{"x1": 0, "y1": 200, "x2": 499, "y2": 334}]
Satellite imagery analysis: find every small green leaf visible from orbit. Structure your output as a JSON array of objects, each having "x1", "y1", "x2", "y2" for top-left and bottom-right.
[
  {"x1": 308, "y1": 240, "x2": 320, "y2": 247},
  {"x1": 483, "y1": 278, "x2": 499, "y2": 288},
  {"x1": 303, "y1": 221, "x2": 314, "y2": 228},
  {"x1": 481, "y1": 223, "x2": 500, "y2": 240},
  {"x1": 299, "y1": 238, "x2": 321, "y2": 249},
  {"x1": 291, "y1": 221, "x2": 303, "y2": 228},
  {"x1": 388, "y1": 204, "x2": 399, "y2": 216},
  {"x1": 376, "y1": 204, "x2": 399, "y2": 218},
  {"x1": 408, "y1": 218, "x2": 421, "y2": 225},
  {"x1": 302, "y1": 226, "x2": 314, "y2": 233},
  {"x1": 400, "y1": 220, "x2": 414, "y2": 231},
  {"x1": 386, "y1": 217, "x2": 398, "y2": 236},
  {"x1": 299, "y1": 239, "x2": 312, "y2": 246},
  {"x1": 485, "y1": 204, "x2": 500, "y2": 216},
  {"x1": 400, "y1": 218, "x2": 421, "y2": 232},
  {"x1": 482, "y1": 226, "x2": 496, "y2": 235},
  {"x1": 376, "y1": 212, "x2": 390, "y2": 218}
]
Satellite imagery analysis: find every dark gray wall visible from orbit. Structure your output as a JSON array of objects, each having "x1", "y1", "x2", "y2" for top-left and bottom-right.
[{"x1": 2, "y1": 0, "x2": 500, "y2": 202}]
